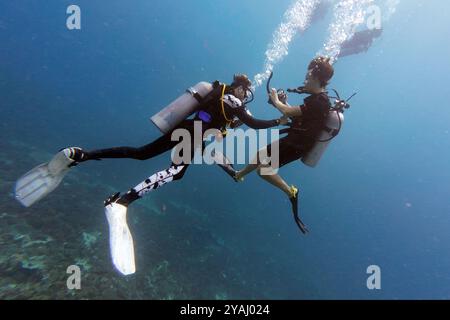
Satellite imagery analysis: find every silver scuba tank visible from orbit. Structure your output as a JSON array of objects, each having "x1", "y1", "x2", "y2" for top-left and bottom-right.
[
  {"x1": 302, "y1": 110, "x2": 344, "y2": 168},
  {"x1": 150, "y1": 81, "x2": 213, "y2": 134}
]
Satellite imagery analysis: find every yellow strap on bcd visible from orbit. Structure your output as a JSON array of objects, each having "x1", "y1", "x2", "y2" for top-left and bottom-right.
[{"x1": 220, "y1": 85, "x2": 233, "y2": 125}]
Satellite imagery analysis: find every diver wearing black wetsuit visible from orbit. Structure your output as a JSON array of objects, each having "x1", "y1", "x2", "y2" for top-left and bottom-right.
[
  {"x1": 269, "y1": 92, "x2": 330, "y2": 167},
  {"x1": 228, "y1": 57, "x2": 336, "y2": 235},
  {"x1": 71, "y1": 76, "x2": 283, "y2": 206}
]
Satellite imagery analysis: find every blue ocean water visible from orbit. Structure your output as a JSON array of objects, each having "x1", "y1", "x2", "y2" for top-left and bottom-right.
[{"x1": 0, "y1": 0, "x2": 449, "y2": 299}]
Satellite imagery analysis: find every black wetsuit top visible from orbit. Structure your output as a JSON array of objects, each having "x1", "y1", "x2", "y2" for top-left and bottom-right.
[
  {"x1": 289, "y1": 92, "x2": 331, "y2": 141},
  {"x1": 269, "y1": 92, "x2": 331, "y2": 167},
  {"x1": 196, "y1": 81, "x2": 279, "y2": 131}
]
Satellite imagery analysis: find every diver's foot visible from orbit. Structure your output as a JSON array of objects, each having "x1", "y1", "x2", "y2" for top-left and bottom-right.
[
  {"x1": 104, "y1": 190, "x2": 139, "y2": 208},
  {"x1": 233, "y1": 171, "x2": 245, "y2": 183},
  {"x1": 104, "y1": 192, "x2": 122, "y2": 207},
  {"x1": 289, "y1": 185, "x2": 309, "y2": 234},
  {"x1": 218, "y1": 163, "x2": 244, "y2": 183},
  {"x1": 289, "y1": 185, "x2": 299, "y2": 216},
  {"x1": 62, "y1": 147, "x2": 89, "y2": 165}
]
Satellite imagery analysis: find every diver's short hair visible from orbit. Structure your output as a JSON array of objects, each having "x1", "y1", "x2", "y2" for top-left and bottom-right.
[
  {"x1": 231, "y1": 74, "x2": 252, "y2": 89},
  {"x1": 308, "y1": 56, "x2": 334, "y2": 87}
]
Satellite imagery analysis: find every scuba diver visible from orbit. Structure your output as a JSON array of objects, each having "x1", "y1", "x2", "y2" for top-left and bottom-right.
[
  {"x1": 338, "y1": 28, "x2": 383, "y2": 58},
  {"x1": 221, "y1": 57, "x2": 339, "y2": 235},
  {"x1": 14, "y1": 74, "x2": 288, "y2": 275}
]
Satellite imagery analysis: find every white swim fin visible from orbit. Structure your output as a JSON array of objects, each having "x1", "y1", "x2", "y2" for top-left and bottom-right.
[
  {"x1": 104, "y1": 196, "x2": 136, "y2": 275},
  {"x1": 14, "y1": 148, "x2": 77, "y2": 207}
]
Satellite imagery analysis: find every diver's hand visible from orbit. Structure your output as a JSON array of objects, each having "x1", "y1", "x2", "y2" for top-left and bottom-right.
[
  {"x1": 215, "y1": 131, "x2": 223, "y2": 140},
  {"x1": 279, "y1": 115, "x2": 289, "y2": 126},
  {"x1": 269, "y1": 88, "x2": 280, "y2": 105}
]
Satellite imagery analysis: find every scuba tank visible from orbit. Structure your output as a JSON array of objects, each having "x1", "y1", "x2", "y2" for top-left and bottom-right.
[
  {"x1": 150, "y1": 82, "x2": 213, "y2": 134},
  {"x1": 301, "y1": 110, "x2": 344, "y2": 167},
  {"x1": 302, "y1": 90, "x2": 355, "y2": 167}
]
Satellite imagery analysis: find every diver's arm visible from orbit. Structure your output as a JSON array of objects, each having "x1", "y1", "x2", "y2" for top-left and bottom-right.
[
  {"x1": 272, "y1": 100, "x2": 302, "y2": 117},
  {"x1": 222, "y1": 93, "x2": 282, "y2": 129},
  {"x1": 229, "y1": 119, "x2": 243, "y2": 129},
  {"x1": 270, "y1": 89, "x2": 303, "y2": 117},
  {"x1": 233, "y1": 107, "x2": 281, "y2": 129}
]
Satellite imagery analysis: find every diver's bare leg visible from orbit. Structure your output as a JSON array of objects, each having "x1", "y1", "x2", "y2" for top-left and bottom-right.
[
  {"x1": 235, "y1": 163, "x2": 259, "y2": 180},
  {"x1": 234, "y1": 151, "x2": 261, "y2": 180},
  {"x1": 256, "y1": 165, "x2": 292, "y2": 197}
]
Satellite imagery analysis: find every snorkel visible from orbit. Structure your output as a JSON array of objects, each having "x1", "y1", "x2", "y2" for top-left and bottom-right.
[{"x1": 266, "y1": 71, "x2": 288, "y2": 105}]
